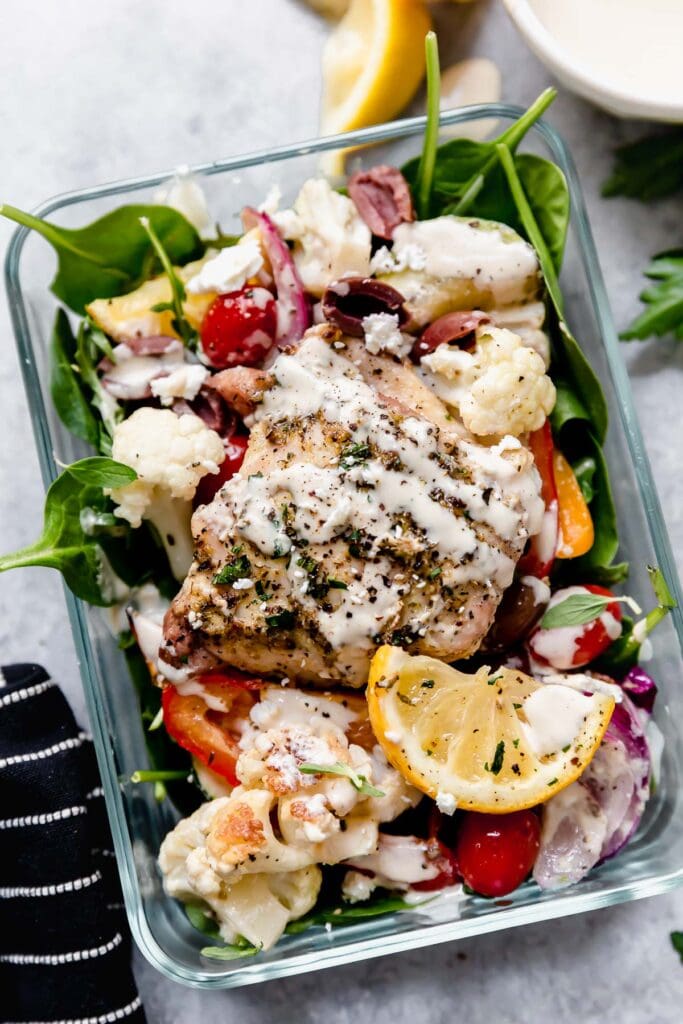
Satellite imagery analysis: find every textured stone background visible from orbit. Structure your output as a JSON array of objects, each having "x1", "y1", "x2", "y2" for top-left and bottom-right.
[{"x1": 1, "y1": 1, "x2": 683, "y2": 1020}]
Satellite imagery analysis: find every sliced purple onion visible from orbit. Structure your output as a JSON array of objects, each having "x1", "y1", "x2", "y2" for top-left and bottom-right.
[
  {"x1": 322, "y1": 277, "x2": 407, "y2": 337},
  {"x1": 242, "y1": 207, "x2": 309, "y2": 348},
  {"x1": 534, "y1": 692, "x2": 651, "y2": 889},
  {"x1": 123, "y1": 335, "x2": 178, "y2": 356},
  {"x1": 621, "y1": 665, "x2": 658, "y2": 715}
]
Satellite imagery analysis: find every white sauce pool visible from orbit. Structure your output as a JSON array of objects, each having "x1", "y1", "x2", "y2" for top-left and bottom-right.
[{"x1": 530, "y1": 0, "x2": 683, "y2": 100}]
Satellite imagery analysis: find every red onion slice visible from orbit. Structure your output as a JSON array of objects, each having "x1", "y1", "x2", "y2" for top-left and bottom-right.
[{"x1": 242, "y1": 207, "x2": 310, "y2": 348}]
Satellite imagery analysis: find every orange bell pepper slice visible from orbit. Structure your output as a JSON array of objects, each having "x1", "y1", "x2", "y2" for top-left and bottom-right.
[{"x1": 553, "y1": 450, "x2": 595, "y2": 559}]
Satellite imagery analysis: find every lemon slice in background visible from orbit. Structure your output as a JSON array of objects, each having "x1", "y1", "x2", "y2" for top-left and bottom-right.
[
  {"x1": 320, "y1": 0, "x2": 432, "y2": 173},
  {"x1": 367, "y1": 646, "x2": 614, "y2": 813}
]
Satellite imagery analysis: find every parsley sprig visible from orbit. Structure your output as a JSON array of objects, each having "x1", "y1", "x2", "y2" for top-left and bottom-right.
[{"x1": 299, "y1": 761, "x2": 385, "y2": 798}]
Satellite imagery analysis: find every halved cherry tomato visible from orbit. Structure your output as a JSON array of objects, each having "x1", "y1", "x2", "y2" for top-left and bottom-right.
[
  {"x1": 518, "y1": 421, "x2": 558, "y2": 578},
  {"x1": 526, "y1": 584, "x2": 622, "y2": 670},
  {"x1": 193, "y1": 432, "x2": 248, "y2": 508},
  {"x1": 412, "y1": 837, "x2": 460, "y2": 892},
  {"x1": 455, "y1": 810, "x2": 540, "y2": 898},
  {"x1": 200, "y1": 286, "x2": 277, "y2": 369},
  {"x1": 553, "y1": 450, "x2": 595, "y2": 559},
  {"x1": 162, "y1": 671, "x2": 263, "y2": 785}
]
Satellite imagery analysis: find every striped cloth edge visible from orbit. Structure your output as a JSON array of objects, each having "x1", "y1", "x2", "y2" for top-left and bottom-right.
[{"x1": 0, "y1": 664, "x2": 146, "y2": 1024}]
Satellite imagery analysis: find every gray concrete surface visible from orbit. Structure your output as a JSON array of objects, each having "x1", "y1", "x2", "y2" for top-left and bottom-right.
[{"x1": 1, "y1": 1, "x2": 682, "y2": 1020}]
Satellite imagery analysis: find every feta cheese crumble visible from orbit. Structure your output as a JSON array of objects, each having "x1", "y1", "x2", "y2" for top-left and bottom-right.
[
  {"x1": 362, "y1": 312, "x2": 412, "y2": 358},
  {"x1": 186, "y1": 238, "x2": 263, "y2": 295}
]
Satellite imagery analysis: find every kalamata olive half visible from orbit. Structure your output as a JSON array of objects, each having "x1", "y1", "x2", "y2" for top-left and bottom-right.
[
  {"x1": 411, "y1": 310, "x2": 491, "y2": 362},
  {"x1": 322, "y1": 277, "x2": 408, "y2": 337},
  {"x1": 348, "y1": 165, "x2": 415, "y2": 240},
  {"x1": 483, "y1": 575, "x2": 550, "y2": 653}
]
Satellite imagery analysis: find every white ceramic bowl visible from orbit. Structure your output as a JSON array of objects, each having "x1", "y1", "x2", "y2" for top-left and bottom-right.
[{"x1": 503, "y1": 0, "x2": 683, "y2": 122}]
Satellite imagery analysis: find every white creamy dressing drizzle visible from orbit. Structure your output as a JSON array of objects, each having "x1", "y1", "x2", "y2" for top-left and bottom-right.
[
  {"x1": 218, "y1": 333, "x2": 544, "y2": 652},
  {"x1": 532, "y1": 585, "x2": 622, "y2": 670},
  {"x1": 102, "y1": 342, "x2": 186, "y2": 400},
  {"x1": 529, "y1": 0, "x2": 683, "y2": 102},
  {"x1": 238, "y1": 686, "x2": 358, "y2": 751},
  {"x1": 521, "y1": 684, "x2": 596, "y2": 757},
  {"x1": 538, "y1": 671, "x2": 623, "y2": 704},
  {"x1": 390, "y1": 217, "x2": 539, "y2": 307},
  {"x1": 521, "y1": 574, "x2": 551, "y2": 607}
]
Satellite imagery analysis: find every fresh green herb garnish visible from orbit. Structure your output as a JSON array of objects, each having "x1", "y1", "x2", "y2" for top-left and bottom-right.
[
  {"x1": 621, "y1": 250, "x2": 683, "y2": 342},
  {"x1": 340, "y1": 443, "x2": 372, "y2": 469},
  {"x1": 541, "y1": 592, "x2": 626, "y2": 630},
  {"x1": 265, "y1": 609, "x2": 296, "y2": 630},
  {"x1": 299, "y1": 761, "x2": 385, "y2": 797},
  {"x1": 0, "y1": 203, "x2": 203, "y2": 314},
  {"x1": 603, "y1": 131, "x2": 683, "y2": 202},
  {"x1": 139, "y1": 215, "x2": 197, "y2": 348},
  {"x1": 485, "y1": 740, "x2": 505, "y2": 776},
  {"x1": 427, "y1": 567, "x2": 442, "y2": 579},
  {"x1": 0, "y1": 458, "x2": 136, "y2": 605},
  {"x1": 597, "y1": 567, "x2": 677, "y2": 673},
  {"x1": 213, "y1": 554, "x2": 252, "y2": 586},
  {"x1": 327, "y1": 577, "x2": 348, "y2": 590}
]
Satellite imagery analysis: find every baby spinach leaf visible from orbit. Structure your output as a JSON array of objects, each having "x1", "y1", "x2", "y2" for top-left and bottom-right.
[
  {"x1": 0, "y1": 457, "x2": 135, "y2": 605},
  {"x1": 50, "y1": 309, "x2": 101, "y2": 448},
  {"x1": 671, "y1": 930, "x2": 683, "y2": 963},
  {"x1": 603, "y1": 131, "x2": 683, "y2": 201},
  {"x1": 596, "y1": 567, "x2": 676, "y2": 674},
  {"x1": 514, "y1": 154, "x2": 569, "y2": 272},
  {"x1": 621, "y1": 250, "x2": 683, "y2": 341},
  {"x1": 571, "y1": 455, "x2": 597, "y2": 504},
  {"x1": 285, "y1": 893, "x2": 415, "y2": 935},
  {"x1": 185, "y1": 902, "x2": 221, "y2": 938},
  {"x1": 0, "y1": 203, "x2": 204, "y2": 314},
  {"x1": 201, "y1": 941, "x2": 261, "y2": 960}
]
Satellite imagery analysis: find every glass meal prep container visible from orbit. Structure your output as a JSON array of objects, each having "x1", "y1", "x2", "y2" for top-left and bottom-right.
[{"x1": 5, "y1": 105, "x2": 683, "y2": 989}]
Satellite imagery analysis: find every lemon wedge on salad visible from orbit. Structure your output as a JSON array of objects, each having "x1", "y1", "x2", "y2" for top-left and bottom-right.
[
  {"x1": 320, "y1": 0, "x2": 431, "y2": 173},
  {"x1": 367, "y1": 646, "x2": 615, "y2": 814}
]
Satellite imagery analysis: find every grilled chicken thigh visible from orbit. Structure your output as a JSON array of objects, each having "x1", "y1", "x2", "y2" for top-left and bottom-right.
[{"x1": 160, "y1": 325, "x2": 544, "y2": 687}]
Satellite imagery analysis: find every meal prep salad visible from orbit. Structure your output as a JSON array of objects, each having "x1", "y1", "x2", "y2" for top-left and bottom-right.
[{"x1": 1, "y1": 54, "x2": 675, "y2": 959}]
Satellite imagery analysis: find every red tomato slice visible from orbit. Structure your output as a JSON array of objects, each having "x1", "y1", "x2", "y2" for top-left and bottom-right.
[
  {"x1": 527, "y1": 583, "x2": 622, "y2": 670},
  {"x1": 162, "y1": 673, "x2": 262, "y2": 785},
  {"x1": 193, "y1": 433, "x2": 248, "y2": 508},
  {"x1": 200, "y1": 286, "x2": 277, "y2": 369},
  {"x1": 411, "y1": 837, "x2": 460, "y2": 892},
  {"x1": 518, "y1": 420, "x2": 558, "y2": 578}
]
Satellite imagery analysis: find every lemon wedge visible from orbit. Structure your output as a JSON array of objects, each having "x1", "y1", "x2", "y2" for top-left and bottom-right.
[
  {"x1": 320, "y1": 0, "x2": 432, "y2": 174},
  {"x1": 367, "y1": 646, "x2": 614, "y2": 814}
]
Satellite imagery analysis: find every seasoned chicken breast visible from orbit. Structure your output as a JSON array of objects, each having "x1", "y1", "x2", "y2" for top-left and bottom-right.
[{"x1": 160, "y1": 325, "x2": 544, "y2": 687}]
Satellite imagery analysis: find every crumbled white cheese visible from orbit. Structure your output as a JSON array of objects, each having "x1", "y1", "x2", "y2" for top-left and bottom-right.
[
  {"x1": 150, "y1": 364, "x2": 210, "y2": 405},
  {"x1": 370, "y1": 242, "x2": 427, "y2": 275},
  {"x1": 232, "y1": 578, "x2": 255, "y2": 591},
  {"x1": 186, "y1": 238, "x2": 263, "y2": 295},
  {"x1": 435, "y1": 791, "x2": 457, "y2": 815},
  {"x1": 362, "y1": 313, "x2": 412, "y2": 358}
]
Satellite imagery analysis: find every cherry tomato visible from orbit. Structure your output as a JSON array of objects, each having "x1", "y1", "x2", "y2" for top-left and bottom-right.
[
  {"x1": 200, "y1": 286, "x2": 277, "y2": 369},
  {"x1": 455, "y1": 810, "x2": 540, "y2": 898},
  {"x1": 162, "y1": 671, "x2": 262, "y2": 785},
  {"x1": 518, "y1": 421, "x2": 558, "y2": 578},
  {"x1": 194, "y1": 433, "x2": 248, "y2": 507},
  {"x1": 412, "y1": 837, "x2": 460, "y2": 891},
  {"x1": 526, "y1": 584, "x2": 622, "y2": 670}
]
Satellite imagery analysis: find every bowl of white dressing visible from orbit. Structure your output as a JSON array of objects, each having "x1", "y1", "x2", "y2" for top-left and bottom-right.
[{"x1": 503, "y1": 0, "x2": 683, "y2": 121}]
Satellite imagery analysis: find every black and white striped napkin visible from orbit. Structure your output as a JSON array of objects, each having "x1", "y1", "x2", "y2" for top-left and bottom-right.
[{"x1": 0, "y1": 664, "x2": 146, "y2": 1024}]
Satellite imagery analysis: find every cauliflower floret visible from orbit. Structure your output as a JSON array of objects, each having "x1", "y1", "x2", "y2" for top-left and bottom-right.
[
  {"x1": 109, "y1": 408, "x2": 224, "y2": 579},
  {"x1": 159, "y1": 804, "x2": 321, "y2": 949},
  {"x1": 273, "y1": 178, "x2": 371, "y2": 295},
  {"x1": 421, "y1": 325, "x2": 555, "y2": 437}
]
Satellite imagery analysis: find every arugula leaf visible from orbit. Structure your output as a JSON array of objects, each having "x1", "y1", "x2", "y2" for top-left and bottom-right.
[
  {"x1": 0, "y1": 457, "x2": 135, "y2": 605},
  {"x1": 50, "y1": 309, "x2": 101, "y2": 448},
  {"x1": 0, "y1": 203, "x2": 203, "y2": 314},
  {"x1": 201, "y1": 942, "x2": 261, "y2": 961},
  {"x1": 603, "y1": 131, "x2": 683, "y2": 201},
  {"x1": 415, "y1": 31, "x2": 441, "y2": 218},
  {"x1": 139, "y1": 215, "x2": 197, "y2": 348},
  {"x1": 621, "y1": 250, "x2": 683, "y2": 341},
  {"x1": 285, "y1": 894, "x2": 415, "y2": 934},
  {"x1": 299, "y1": 761, "x2": 385, "y2": 797},
  {"x1": 671, "y1": 930, "x2": 683, "y2": 963}
]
